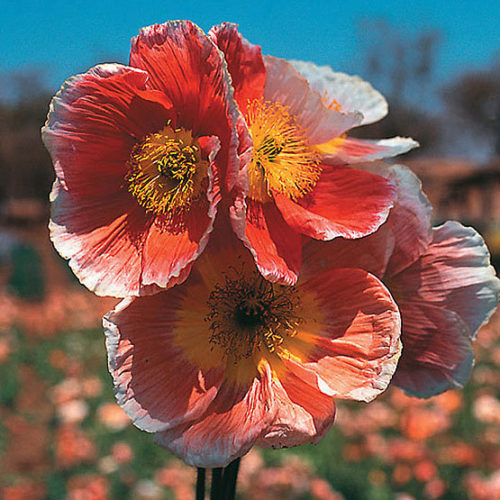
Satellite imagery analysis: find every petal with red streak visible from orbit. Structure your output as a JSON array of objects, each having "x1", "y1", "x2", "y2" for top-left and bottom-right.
[
  {"x1": 299, "y1": 268, "x2": 401, "y2": 402},
  {"x1": 104, "y1": 293, "x2": 223, "y2": 433},
  {"x1": 209, "y1": 23, "x2": 266, "y2": 113},
  {"x1": 239, "y1": 199, "x2": 302, "y2": 285},
  {"x1": 274, "y1": 165, "x2": 395, "y2": 241},
  {"x1": 49, "y1": 180, "x2": 150, "y2": 297},
  {"x1": 42, "y1": 63, "x2": 173, "y2": 198},
  {"x1": 393, "y1": 301, "x2": 474, "y2": 398},
  {"x1": 290, "y1": 61, "x2": 388, "y2": 125},
  {"x1": 154, "y1": 363, "x2": 276, "y2": 468},
  {"x1": 140, "y1": 136, "x2": 221, "y2": 290},
  {"x1": 129, "y1": 21, "x2": 240, "y2": 192},
  {"x1": 263, "y1": 56, "x2": 362, "y2": 144}
]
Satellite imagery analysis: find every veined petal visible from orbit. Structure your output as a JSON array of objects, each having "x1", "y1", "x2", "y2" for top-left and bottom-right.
[
  {"x1": 209, "y1": 23, "x2": 266, "y2": 114},
  {"x1": 263, "y1": 56, "x2": 362, "y2": 144},
  {"x1": 290, "y1": 61, "x2": 388, "y2": 125},
  {"x1": 393, "y1": 301, "x2": 474, "y2": 398},
  {"x1": 257, "y1": 365, "x2": 336, "y2": 449},
  {"x1": 274, "y1": 165, "x2": 395, "y2": 241},
  {"x1": 42, "y1": 63, "x2": 173, "y2": 198},
  {"x1": 49, "y1": 180, "x2": 149, "y2": 297},
  {"x1": 239, "y1": 199, "x2": 302, "y2": 285},
  {"x1": 154, "y1": 363, "x2": 275, "y2": 468},
  {"x1": 140, "y1": 136, "x2": 221, "y2": 290},
  {"x1": 315, "y1": 136, "x2": 418, "y2": 164},
  {"x1": 104, "y1": 294, "x2": 223, "y2": 433},
  {"x1": 298, "y1": 268, "x2": 401, "y2": 402},
  {"x1": 130, "y1": 20, "x2": 240, "y2": 192},
  {"x1": 302, "y1": 164, "x2": 432, "y2": 279},
  {"x1": 395, "y1": 221, "x2": 500, "y2": 336}
]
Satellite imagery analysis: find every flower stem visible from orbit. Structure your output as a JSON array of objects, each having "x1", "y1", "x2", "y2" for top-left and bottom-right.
[
  {"x1": 222, "y1": 458, "x2": 241, "y2": 500},
  {"x1": 196, "y1": 468, "x2": 206, "y2": 500},
  {"x1": 210, "y1": 467, "x2": 223, "y2": 499}
]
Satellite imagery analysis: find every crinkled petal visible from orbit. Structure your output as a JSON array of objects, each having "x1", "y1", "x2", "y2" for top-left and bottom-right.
[
  {"x1": 299, "y1": 268, "x2": 401, "y2": 402},
  {"x1": 104, "y1": 294, "x2": 223, "y2": 433},
  {"x1": 274, "y1": 165, "x2": 395, "y2": 241},
  {"x1": 257, "y1": 363, "x2": 336, "y2": 449},
  {"x1": 395, "y1": 221, "x2": 500, "y2": 335},
  {"x1": 209, "y1": 23, "x2": 266, "y2": 113},
  {"x1": 42, "y1": 63, "x2": 173, "y2": 198},
  {"x1": 393, "y1": 301, "x2": 474, "y2": 398},
  {"x1": 290, "y1": 61, "x2": 388, "y2": 125},
  {"x1": 49, "y1": 134, "x2": 221, "y2": 297},
  {"x1": 263, "y1": 56, "x2": 362, "y2": 144},
  {"x1": 315, "y1": 136, "x2": 418, "y2": 164},
  {"x1": 140, "y1": 136, "x2": 221, "y2": 290},
  {"x1": 238, "y1": 199, "x2": 302, "y2": 285},
  {"x1": 49, "y1": 180, "x2": 149, "y2": 297},
  {"x1": 130, "y1": 20, "x2": 240, "y2": 192},
  {"x1": 302, "y1": 164, "x2": 431, "y2": 280},
  {"x1": 154, "y1": 363, "x2": 275, "y2": 468}
]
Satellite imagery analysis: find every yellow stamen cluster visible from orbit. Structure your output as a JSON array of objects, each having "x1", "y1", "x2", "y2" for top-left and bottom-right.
[
  {"x1": 246, "y1": 99, "x2": 321, "y2": 202},
  {"x1": 206, "y1": 266, "x2": 302, "y2": 361},
  {"x1": 126, "y1": 124, "x2": 207, "y2": 220}
]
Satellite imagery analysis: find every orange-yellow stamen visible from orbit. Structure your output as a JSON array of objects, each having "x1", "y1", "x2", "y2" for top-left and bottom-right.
[
  {"x1": 246, "y1": 99, "x2": 321, "y2": 202},
  {"x1": 126, "y1": 124, "x2": 207, "y2": 219},
  {"x1": 323, "y1": 93, "x2": 342, "y2": 111}
]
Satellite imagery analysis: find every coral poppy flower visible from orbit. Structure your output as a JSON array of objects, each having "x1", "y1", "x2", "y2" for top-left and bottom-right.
[
  {"x1": 43, "y1": 21, "x2": 242, "y2": 297},
  {"x1": 305, "y1": 164, "x2": 500, "y2": 398},
  {"x1": 104, "y1": 226, "x2": 401, "y2": 467},
  {"x1": 209, "y1": 24, "x2": 416, "y2": 285}
]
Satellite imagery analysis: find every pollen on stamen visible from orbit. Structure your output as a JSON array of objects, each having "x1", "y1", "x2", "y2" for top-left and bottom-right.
[
  {"x1": 205, "y1": 265, "x2": 302, "y2": 361},
  {"x1": 125, "y1": 124, "x2": 207, "y2": 221},
  {"x1": 246, "y1": 99, "x2": 321, "y2": 203}
]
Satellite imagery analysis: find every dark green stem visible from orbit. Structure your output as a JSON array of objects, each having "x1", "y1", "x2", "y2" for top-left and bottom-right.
[
  {"x1": 222, "y1": 458, "x2": 241, "y2": 500},
  {"x1": 210, "y1": 467, "x2": 223, "y2": 500},
  {"x1": 196, "y1": 468, "x2": 206, "y2": 500}
]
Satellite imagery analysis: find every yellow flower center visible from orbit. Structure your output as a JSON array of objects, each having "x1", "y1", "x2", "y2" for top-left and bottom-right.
[
  {"x1": 206, "y1": 266, "x2": 302, "y2": 361},
  {"x1": 246, "y1": 99, "x2": 321, "y2": 202},
  {"x1": 126, "y1": 124, "x2": 207, "y2": 220}
]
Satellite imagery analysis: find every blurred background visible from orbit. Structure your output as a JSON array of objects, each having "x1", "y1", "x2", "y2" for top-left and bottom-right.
[{"x1": 0, "y1": 1, "x2": 499, "y2": 499}]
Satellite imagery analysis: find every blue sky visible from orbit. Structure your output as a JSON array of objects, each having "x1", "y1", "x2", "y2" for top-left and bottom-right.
[{"x1": 2, "y1": 0, "x2": 499, "y2": 92}]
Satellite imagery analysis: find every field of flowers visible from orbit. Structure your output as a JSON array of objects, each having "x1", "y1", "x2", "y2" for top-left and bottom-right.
[{"x1": 0, "y1": 231, "x2": 499, "y2": 500}]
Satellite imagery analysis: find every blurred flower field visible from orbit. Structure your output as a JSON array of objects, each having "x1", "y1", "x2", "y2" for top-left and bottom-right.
[{"x1": 0, "y1": 235, "x2": 499, "y2": 500}]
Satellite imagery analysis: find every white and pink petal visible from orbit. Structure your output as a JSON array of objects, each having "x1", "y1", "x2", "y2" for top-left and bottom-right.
[
  {"x1": 263, "y1": 56, "x2": 362, "y2": 144},
  {"x1": 154, "y1": 364, "x2": 276, "y2": 468},
  {"x1": 315, "y1": 136, "x2": 418, "y2": 164},
  {"x1": 290, "y1": 61, "x2": 388, "y2": 125}
]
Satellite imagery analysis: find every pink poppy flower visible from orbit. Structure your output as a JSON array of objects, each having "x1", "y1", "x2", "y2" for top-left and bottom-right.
[
  {"x1": 209, "y1": 24, "x2": 416, "y2": 285},
  {"x1": 104, "y1": 226, "x2": 401, "y2": 467},
  {"x1": 305, "y1": 164, "x2": 500, "y2": 398},
  {"x1": 43, "y1": 21, "x2": 242, "y2": 297}
]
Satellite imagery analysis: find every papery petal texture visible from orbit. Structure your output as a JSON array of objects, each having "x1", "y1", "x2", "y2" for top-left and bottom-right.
[
  {"x1": 44, "y1": 22, "x2": 241, "y2": 297},
  {"x1": 302, "y1": 164, "x2": 498, "y2": 398},
  {"x1": 104, "y1": 226, "x2": 401, "y2": 466},
  {"x1": 210, "y1": 24, "x2": 402, "y2": 285},
  {"x1": 290, "y1": 61, "x2": 388, "y2": 125}
]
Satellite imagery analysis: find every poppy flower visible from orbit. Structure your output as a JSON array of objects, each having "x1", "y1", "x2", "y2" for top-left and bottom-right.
[
  {"x1": 43, "y1": 21, "x2": 242, "y2": 297},
  {"x1": 209, "y1": 24, "x2": 416, "y2": 285},
  {"x1": 305, "y1": 163, "x2": 500, "y2": 398},
  {"x1": 104, "y1": 226, "x2": 401, "y2": 467}
]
